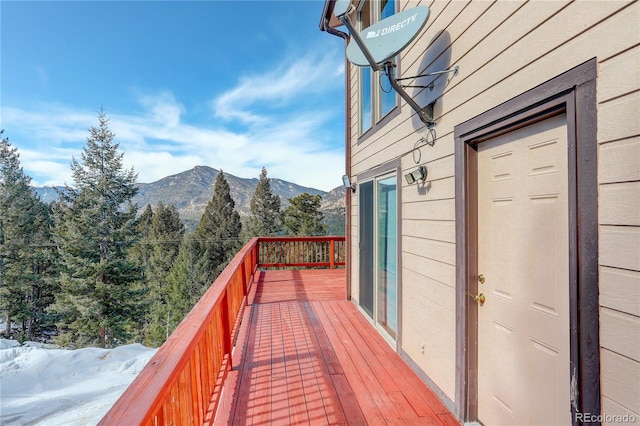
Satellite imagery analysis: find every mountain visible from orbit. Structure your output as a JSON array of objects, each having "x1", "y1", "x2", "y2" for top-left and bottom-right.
[
  {"x1": 36, "y1": 166, "x2": 345, "y2": 232},
  {"x1": 34, "y1": 186, "x2": 62, "y2": 204},
  {"x1": 132, "y1": 166, "x2": 330, "y2": 229},
  {"x1": 321, "y1": 186, "x2": 347, "y2": 235}
]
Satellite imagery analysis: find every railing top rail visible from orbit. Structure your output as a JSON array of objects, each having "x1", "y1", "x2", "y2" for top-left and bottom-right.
[{"x1": 257, "y1": 235, "x2": 345, "y2": 242}]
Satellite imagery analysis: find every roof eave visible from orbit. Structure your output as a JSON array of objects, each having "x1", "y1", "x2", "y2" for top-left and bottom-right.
[{"x1": 319, "y1": 0, "x2": 346, "y2": 32}]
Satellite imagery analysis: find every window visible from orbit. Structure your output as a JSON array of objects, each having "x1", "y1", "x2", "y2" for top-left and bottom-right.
[
  {"x1": 358, "y1": 0, "x2": 397, "y2": 135},
  {"x1": 361, "y1": 67, "x2": 373, "y2": 132},
  {"x1": 378, "y1": 0, "x2": 396, "y2": 118}
]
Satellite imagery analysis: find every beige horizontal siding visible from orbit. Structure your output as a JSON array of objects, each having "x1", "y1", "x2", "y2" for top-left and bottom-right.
[
  {"x1": 600, "y1": 308, "x2": 640, "y2": 363},
  {"x1": 403, "y1": 176, "x2": 454, "y2": 203},
  {"x1": 403, "y1": 219, "x2": 455, "y2": 244},
  {"x1": 599, "y1": 137, "x2": 640, "y2": 184},
  {"x1": 403, "y1": 235, "x2": 455, "y2": 266},
  {"x1": 403, "y1": 266, "x2": 456, "y2": 398},
  {"x1": 600, "y1": 267, "x2": 640, "y2": 317},
  {"x1": 599, "y1": 47, "x2": 640, "y2": 101},
  {"x1": 600, "y1": 348, "x2": 640, "y2": 420},
  {"x1": 595, "y1": 8, "x2": 640, "y2": 418},
  {"x1": 602, "y1": 397, "x2": 640, "y2": 426},
  {"x1": 403, "y1": 252, "x2": 455, "y2": 290},
  {"x1": 402, "y1": 198, "x2": 455, "y2": 221},
  {"x1": 599, "y1": 182, "x2": 640, "y2": 226},
  {"x1": 344, "y1": 0, "x2": 640, "y2": 411},
  {"x1": 599, "y1": 92, "x2": 640, "y2": 143},
  {"x1": 600, "y1": 226, "x2": 640, "y2": 271}
]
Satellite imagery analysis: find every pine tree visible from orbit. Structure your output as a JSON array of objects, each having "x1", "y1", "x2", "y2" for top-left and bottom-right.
[
  {"x1": 138, "y1": 204, "x2": 154, "y2": 228},
  {"x1": 143, "y1": 203, "x2": 184, "y2": 346},
  {"x1": 148, "y1": 203, "x2": 184, "y2": 289},
  {"x1": 125, "y1": 204, "x2": 154, "y2": 343},
  {"x1": 283, "y1": 193, "x2": 326, "y2": 236},
  {"x1": 243, "y1": 167, "x2": 282, "y2": 239},
  {"x1": 51, "y1": 111, "x2": 144, "y2": 348},
  {"x1": 0, "y1": 132, "x2": 57, "y2": 340},
  {"x1": 129, "y1": 205, "x2": 154, "y2": 280},
  {"x1": 23, "y1": 200, "x2": 58, "y2": 340},
  {"x1": 134, "y1": 204, "x2": 154, "y2": 258},
  {"x1": 162, "y1": 233, "x2": 206, "y2": 339},
  {"x1": 194, "y1": 171, "x2": 242, "y2": 285}
]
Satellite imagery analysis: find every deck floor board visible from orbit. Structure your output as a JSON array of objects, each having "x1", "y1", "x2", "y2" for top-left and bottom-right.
[{"x1": 216, "y1": 269, "x2": 458, "y2": 425}]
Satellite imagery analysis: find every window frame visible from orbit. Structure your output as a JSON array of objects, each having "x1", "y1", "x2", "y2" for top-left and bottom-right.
[
  {"x1": 356, "y1": 0, "x2": 400, "y2": 141},
  {"x1": 356, "y1": 159, "x2": 403, "y2": 350}
]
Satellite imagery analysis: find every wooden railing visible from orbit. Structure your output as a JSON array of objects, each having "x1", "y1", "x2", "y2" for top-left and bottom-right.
[
  {"x1": 99, "y1": 236, "x2": 345, "y2": 426},
  {"x1": 258, "y1": 236, "x2": 346, "y2": 269}
]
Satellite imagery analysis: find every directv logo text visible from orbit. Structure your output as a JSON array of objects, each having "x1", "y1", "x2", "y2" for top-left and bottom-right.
[{"x1": 366, "y1": 13, "x2": 418, "y2": 39}]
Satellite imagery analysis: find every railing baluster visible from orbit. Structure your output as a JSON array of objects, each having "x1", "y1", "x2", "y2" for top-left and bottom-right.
[
  {"x1": 222, "y1": 290, "x2": 232, "y2": 367},
  {"x1": 252, "y1": 237, "x2": 345, "y2": 269},
  {"x1": 330, "y1": 239, "x2": 335, "y2": 269}
]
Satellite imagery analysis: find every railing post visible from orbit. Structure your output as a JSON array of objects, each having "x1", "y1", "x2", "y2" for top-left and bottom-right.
[
  {"x1": 241, "y1": 257, "x2": 248, "y2": 297},
  {"x1": 221, "y1": 290, "x2": 232, "y2": 367},
  {"x1": 330, "y1": 239, "x2": 335, "y2": 269},
  {"x1": 254, "y1": 239, "x2": 259, "y2": 269}
]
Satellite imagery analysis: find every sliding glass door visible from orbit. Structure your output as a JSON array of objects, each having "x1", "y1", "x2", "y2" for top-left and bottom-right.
[
  {"x1": 359, "y1": 181, "x2": 374, "y2": 317},
  {"x1": 377, "y1": 176, "x2": 397, "y2": 338},
  {"x1": 359, "y1": 174, "x2": 398, "y2": 341}
]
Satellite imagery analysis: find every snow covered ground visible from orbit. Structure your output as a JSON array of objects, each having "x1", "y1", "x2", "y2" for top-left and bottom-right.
[{"x1": 0, "y1": 339, "x2": 157, "y2": 425}]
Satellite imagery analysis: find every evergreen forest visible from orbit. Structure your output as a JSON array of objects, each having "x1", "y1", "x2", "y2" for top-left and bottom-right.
[{"x1": 0, "y1": 111, "x2": 329, "y2": 348}]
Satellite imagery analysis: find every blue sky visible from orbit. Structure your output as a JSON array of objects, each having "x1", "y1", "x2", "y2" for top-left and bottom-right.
[{"x1": 1, "y1": 0, "x2": 346, "y2": 191}]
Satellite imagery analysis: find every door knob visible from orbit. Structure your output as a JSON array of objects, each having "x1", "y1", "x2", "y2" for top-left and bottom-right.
[
  {"x1": 478, "y1": 274, "x2": 485, "y2": 284},
  {"x1": 473, "y1": 293, "x2": 486, "y2": 304}
]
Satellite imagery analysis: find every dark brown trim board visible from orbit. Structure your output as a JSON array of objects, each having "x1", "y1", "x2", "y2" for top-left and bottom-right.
[
  {"x1": 345, "y1": 53, "x2": 352, "y2": 303},
  {"x1": 453, "y1": 58, "x2": 599, "y2": 424}
]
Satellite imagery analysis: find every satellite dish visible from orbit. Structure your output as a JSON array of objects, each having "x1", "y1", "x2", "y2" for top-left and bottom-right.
[
  {"x1": 333, "y1": 4, "x2": 455, "y2": 128},
  {"x1": 333, "y1": 0, "x2": 351, "y2": 18},
  {"x1": 346, "y1": 6, "x2": 430, "y2": 67}
]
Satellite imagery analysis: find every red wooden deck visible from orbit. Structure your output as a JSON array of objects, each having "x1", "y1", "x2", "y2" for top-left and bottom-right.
[{"x1": 216, "y1": 269, "x2": 458, "y2": 425}]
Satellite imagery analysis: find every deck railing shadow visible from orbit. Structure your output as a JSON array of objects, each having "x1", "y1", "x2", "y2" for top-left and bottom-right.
[
  {"x1": 223, "y1": 299, "x2": 335, "y2": 424},
  {"x1": 99, "y1": 236, "x2": 346, "y2": 426}
]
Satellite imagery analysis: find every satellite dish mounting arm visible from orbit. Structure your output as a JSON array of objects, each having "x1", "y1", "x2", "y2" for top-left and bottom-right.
[
  {"x1": 337, "y1": 12, "x2": 381, "y2": 71},
  {"x1": 383, "y1": 62, "x2": 435, "y2": 127},
  {"x1": 335, "y1": 5, "x2": 435, "y2": 127}
]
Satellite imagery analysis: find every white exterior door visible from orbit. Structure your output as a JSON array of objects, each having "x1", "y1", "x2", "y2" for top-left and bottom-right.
[{"x1": 477, "y1": 114, "x2": 571, "y2": 425}]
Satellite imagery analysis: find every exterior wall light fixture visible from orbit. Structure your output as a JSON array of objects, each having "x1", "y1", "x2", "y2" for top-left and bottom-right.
[
  {"x1": 342, "y1": 174, "x2": 356, "y2": 192},
  {"x1": 405, "y1": 166, "x2": 427, "y2": 185}
]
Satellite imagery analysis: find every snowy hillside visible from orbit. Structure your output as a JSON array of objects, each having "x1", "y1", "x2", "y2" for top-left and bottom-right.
[{"x1": 0, "y1": 339, "x2": 156, "y2": 425}]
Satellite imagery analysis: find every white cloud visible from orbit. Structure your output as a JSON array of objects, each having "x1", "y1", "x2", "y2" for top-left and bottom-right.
[
  {"x1": 124, "y1": 151, "x2": 203, "y2": 184},
  {"x1": 213, "y1": 47, "x2": 344, "y2": 124},
  {"x1": 3, "y1": 81, "x2": 345, "y2": 192},
  {"x1": 2, "y1": 43, "x2": 346, "y2": 191},
  {"x1": 3, "y1": 105, "x2": 95, "y2": 146}
]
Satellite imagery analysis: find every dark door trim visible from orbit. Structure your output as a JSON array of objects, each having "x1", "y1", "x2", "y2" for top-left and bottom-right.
[{"x1": 453, "y1": 58, "x2": 599, "y2": 424}]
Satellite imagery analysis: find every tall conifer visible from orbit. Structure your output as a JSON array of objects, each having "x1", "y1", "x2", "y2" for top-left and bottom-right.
[
  {"x1": 243, "y1": 167, "x2": 282, "y2": 239},
  {"x1": 194, "y1": 171, "x2": 242, "y2": 285},
  {"x1": 130, "y1": 204, "x2": 154, "y2": 272},
  {"x1": 52, "y1": 111, "x2": 143, "y2": 348},
  {"x1": 283, "y1": 193, "x2": 326, "y2": 236},
  {"x1": 163, "y1": 233, "x2": 206, "y2": 338},
  {"x1": 0, "y1": 132, "x2": 56, "y2": 339},
  {"x1": 144, "y1": 203, "x2": 184, "y2": 346}
]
